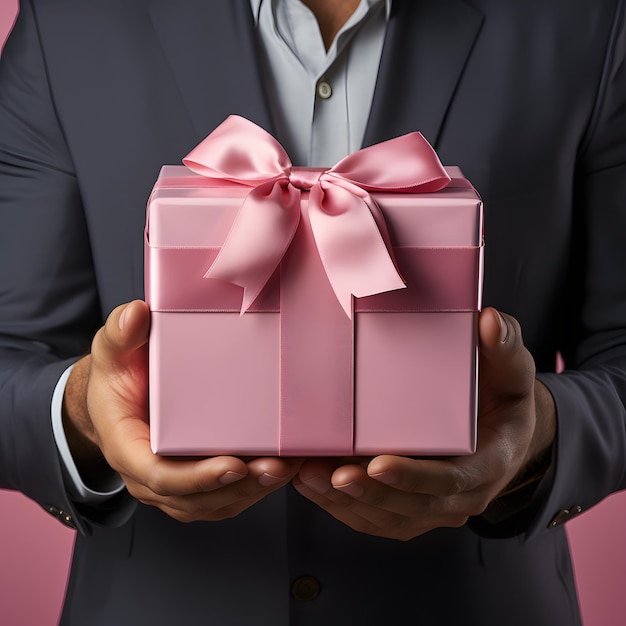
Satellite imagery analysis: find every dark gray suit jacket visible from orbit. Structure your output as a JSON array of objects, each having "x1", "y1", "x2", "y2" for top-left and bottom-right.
[{"x1": 1, "y1": 0, "x2": 625, "y2": 624}]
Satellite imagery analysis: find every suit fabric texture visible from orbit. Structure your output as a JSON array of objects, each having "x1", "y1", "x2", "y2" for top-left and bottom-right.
[{"x1": 1, "y1": 0, "x2": 626, "y2": 624}]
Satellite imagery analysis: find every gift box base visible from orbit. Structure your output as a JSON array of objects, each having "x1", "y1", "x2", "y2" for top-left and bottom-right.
[{"x1": 149, "y1": 310, "x2": 477, "y2": 457}]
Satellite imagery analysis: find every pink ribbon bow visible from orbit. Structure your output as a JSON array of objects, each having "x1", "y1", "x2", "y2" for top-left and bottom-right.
[{"x1": 183, "y1": 115, "x2": 450, "y2": 317}]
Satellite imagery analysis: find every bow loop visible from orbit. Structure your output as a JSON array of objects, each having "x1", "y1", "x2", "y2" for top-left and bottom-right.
[
  {"x1": 184, "y1": 116, "x2": 292, "y2": 185},
  {"x1": 327, "y1": 132, "x2": 451, "y2": 192}
]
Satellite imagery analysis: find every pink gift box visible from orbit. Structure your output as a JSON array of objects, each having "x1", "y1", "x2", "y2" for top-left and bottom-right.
[{"x1": 146, "y1": 119, "x2": 483, "y2": 457}]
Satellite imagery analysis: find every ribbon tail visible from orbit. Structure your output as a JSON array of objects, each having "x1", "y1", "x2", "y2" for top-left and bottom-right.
[
  {"x1": 308, "y1": 184, "x2": 406, "y2": 318},
  {"x1": 204, "y1": 180, "x2": 301, "y2": 314}
]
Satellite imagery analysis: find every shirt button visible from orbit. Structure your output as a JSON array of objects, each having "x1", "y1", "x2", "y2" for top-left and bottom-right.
[
  {"x1": 317, "y1": 80, "x2": 332, "y2": 99},
  {"x1": 291, "y1": 575, "x2": 321, "y2": 602}
]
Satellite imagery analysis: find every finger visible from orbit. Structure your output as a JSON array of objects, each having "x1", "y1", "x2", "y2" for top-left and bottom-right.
[
  {"x1": 296, "y1": 460, "x2": 417, "y2": 517},
  {"x1": 121, "y1": 453, "x2": 250, "y2": 497},
  {"x1": 297, "y1": 458, "x2": 456, "y2": 501},
  {"x1": 246, "y1": 457, "x2": 305, "y2": 486},
  {"x1": 92, "y1": 300, "x2": 151, "y2": 371},
  {"x1": 128, "y1": 484, "x2": 265, "y2": 523},
  {"x1": 295, "y1": 458, "x2": 343, "y2": 495},
  {"x1": 138, "y1": 480, "x2": 285, "y2": 523},
  {"x1": 126, "y1": 458, "x2": 301, "y2": 522},
  {"x1": 365, "y1": 455, "x2": 502, "y2": 506},
  {"x1": 87, "y1": 301, "x2": 152, "y2": 449},
  {"x1": 366, "y1": 455, "x2": 472, "y2": 495},
  {"x1": 296, "y1": 461, "x2": 468, "y2": 537},
  {"x1": 478, "y1": 307, "x2": 535, "y2": 399},
  {"x1": 119, "y1": 451, "x2": 299, "y2": 499},
  {"x1": 294, "y1": 472, "x2": 454, "y2": 539},
  {"x1": 331, "y1": 463, "x2": 435, "y2": 516},
  {"x1": 293, "y1": 471, "x2": 401, "y2": 533},
  {"x1": 333, "y1": 461, "x2": 486, "y2": 524}
]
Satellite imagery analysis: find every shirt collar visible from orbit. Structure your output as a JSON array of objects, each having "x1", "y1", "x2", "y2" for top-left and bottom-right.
[{"x1": 249, "y1": 0, "x2": 392, "y2": 25}]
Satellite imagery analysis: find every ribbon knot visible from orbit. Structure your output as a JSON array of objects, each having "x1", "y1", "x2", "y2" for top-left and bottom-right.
[
  {"x1": 288, "y1": 168, "x2": 323, "y2": 191},
  {"x1": 182, "y1": 115, "x2": 450, "y2": 317}
]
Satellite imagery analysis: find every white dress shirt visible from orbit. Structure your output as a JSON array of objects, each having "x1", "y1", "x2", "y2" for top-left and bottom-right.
[
  {"x1": 53, "y1": 0, "x2": 391, "y2": 502},
  {"x1": 253, "y1": 0, "x2": 389, "y2": 166}
]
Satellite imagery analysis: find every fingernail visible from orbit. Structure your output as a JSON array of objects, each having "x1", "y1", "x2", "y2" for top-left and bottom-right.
[
  {"x1": 118, "y1": 308, "x2": 127, "y2": 331},
  {"x1": 219, "y1": 471, "x2": 246, "y2": 486},
  {"x1": 258, "y1": 472, "x2": 286, "y2": 487},
  {"x1": 496, "y1": 311, "x2": 509, "y2": 343},
  {"x1": 369, "y1": 470, "x2": 397, "y2": 486},
  {"x1": 301, "y1": 476, "x2": 330, "y2": 494},
  {"x1": 334, "y1": 482, "x2": 364, "y2": 498}
]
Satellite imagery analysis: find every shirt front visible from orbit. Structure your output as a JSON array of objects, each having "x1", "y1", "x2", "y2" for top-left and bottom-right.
[{"x1": 252, "y1": 0, "x2": 390, "y2": 166}]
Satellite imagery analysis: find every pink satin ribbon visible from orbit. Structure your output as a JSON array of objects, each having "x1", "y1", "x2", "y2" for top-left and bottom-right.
[{"x1": 183, "y1": 115, "x2": 451, "y2": 317}]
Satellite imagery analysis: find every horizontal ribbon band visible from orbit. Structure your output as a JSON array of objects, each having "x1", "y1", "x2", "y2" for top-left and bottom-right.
[
  {"x1": 148, "y1": 245, "x2": 482, "y2": 313},
  {"x1": 153, "y1": 175, "x2": 472, "y2": 192}
]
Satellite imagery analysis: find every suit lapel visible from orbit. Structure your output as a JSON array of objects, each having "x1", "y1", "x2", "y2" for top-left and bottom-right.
[
  {"x1": 149, "y1": 0, "x2": 483, "y2": 153},
  {"x1": 149, "y1": 0, "x2": 273, "y2": 141},
  {"x1": 364, "y1": 0, "x2": 484, "y2": 149}
]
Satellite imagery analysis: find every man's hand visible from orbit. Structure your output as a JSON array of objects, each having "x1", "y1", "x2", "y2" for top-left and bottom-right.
[
  {"x1": 293, "y1": 307, "x2": 556, "y2": 540},
  {"x1": 62, "y1": 300, "x2": 301, "y2": 522}
]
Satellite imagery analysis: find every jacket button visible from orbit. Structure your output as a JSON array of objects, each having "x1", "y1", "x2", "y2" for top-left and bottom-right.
[
  {"x1": 549, "y1": 505, "x2": 583, "y2": 528},
  {"x1": 44, "y1": 505, "x2": 77, "y2": 530},
  {"x1": 291, "y1": 575, "x2": 321, "y2": 602}
]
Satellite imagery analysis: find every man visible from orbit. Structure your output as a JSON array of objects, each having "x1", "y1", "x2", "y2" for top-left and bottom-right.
[{"x1": 1, "y1": 0, "x2": 625, "y2": 624}]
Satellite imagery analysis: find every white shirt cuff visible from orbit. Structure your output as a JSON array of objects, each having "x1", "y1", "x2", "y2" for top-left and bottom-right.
[{"x1": 51, "y1": 363, "x2": 125, "y2": 502}]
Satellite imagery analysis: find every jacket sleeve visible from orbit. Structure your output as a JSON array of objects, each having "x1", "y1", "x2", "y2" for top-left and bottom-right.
[
  {"x1": 0, "y1": 0, "x2": 134, "y2": 534},
  {"x1": 472, "y1": 0, "x2": 626, "y2": 540}
]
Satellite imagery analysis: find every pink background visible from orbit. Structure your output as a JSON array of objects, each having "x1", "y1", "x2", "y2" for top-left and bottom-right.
[{"x1": 1, "y1": 2, "x2": 626, "y2": 624}]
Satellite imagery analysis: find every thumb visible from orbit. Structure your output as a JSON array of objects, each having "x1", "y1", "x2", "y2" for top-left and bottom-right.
[
  {"x1": 478, "y1": 307, "x2": 535, "y2": 401},
  {"x1": 92, "y1": 300, "x2": 151, "y2": 369}
]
